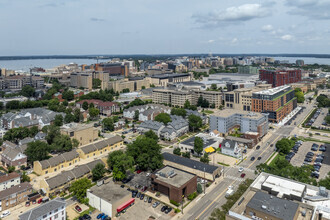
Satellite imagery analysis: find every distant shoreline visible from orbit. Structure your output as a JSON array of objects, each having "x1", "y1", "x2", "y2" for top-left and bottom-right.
[{"x1": 1, "y1": 54, "x2": 330, "y2": 61}]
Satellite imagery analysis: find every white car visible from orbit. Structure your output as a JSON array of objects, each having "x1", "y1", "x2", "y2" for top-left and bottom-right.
[
  {"x1": 0, "y1": 210, "x2": 10, "y2": 218},
  {"x1": 238, "y1": 167, "x2": 244, "y2": 172}
]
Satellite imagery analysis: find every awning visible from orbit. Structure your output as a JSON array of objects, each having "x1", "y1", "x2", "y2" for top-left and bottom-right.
[
  {"x1": 205, "y1": 146, "x2": 215, "y2": 153},
  {"x1": 117, "y1": 198, "x2": 135, "y2": 213}
]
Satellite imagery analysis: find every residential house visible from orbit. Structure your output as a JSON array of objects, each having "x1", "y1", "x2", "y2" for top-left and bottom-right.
[
  {"x1": 0, "y1": 182, "x2": 32, "y2": 211},
  {"x1": 1, "y1": 147, "x2": 27, "y2": 169},
  {"x1": 0, "y1": 172, "x2": 21, "y2": 191},
  {"x1": 123, "y1": 104, "x2": 171, "y2": 121},
  {"x1": 76, "y1": 99, "x2": 120, "y2": 116},
  {"x1": 221, "y1": 139, "x2": 242, "y2": 158},
  {"x1": 19, "y1": 197, "x2": 67, "y2": 220}
]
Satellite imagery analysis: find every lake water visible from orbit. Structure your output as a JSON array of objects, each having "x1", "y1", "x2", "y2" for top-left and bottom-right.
[
  {"x1": 271, "y1": 57, "x2": 330, "y2": 65},
  {"x1": 0, "y1": 58, "x2": 111, "y2": 72}
]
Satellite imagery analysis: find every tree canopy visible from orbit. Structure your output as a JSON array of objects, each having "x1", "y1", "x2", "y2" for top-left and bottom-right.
[
  {"x1": 3, "y1": 126, "x2": 38, "y2": 143},
  {"x1": 102, "y1": 118, "x2": 115, "y2": 131},
  {"x1": 294, "y1": 88, "x2": 305, "y2": 103},
  {"x1": 92, "y1": 163, "x2": 106, "y2": 181},
  {"x1": 200, "y1": 153, "x2": 210, "y2": 164},
  {"x1": 144, "y1": 130, "x2": 158, "y2": 141},
  {"x1": 171, "y1": 108, "x2": 187, "y2": 118},
  {"x1": 275, "y1": 138, "x2": 295, "y2": 154},
  {"x1": 82, "y1": 101, "x2": 89, "y2": 111},
  {"x1": 188, "y1": 114, "x2": 203, "y2": 132},
  {"x1": 107, "y1": 150, "x2": 135, "y2": 180},
  {"x1": 194, "y1": 136, "x2": 204, "y2": 156},
  {"x1": 25, "y1": 141, "x2": 51, "y2": 163},
  {"x1": 154, "y1": 113, "x2": 172, "y2": 125},
  {"x1": 54, "y1": 114, "x2": 63, "y2": 126},
  {"x1": 62, "y1": 90, "x2": 74, "y2": 101},
  {"x1": 69, "y1": 178, "x2": 92, "y2": 204},
  {"x1": 89, "y1": 107, "x2": 100, "y2": 120},
  {"x1": 21, "y1": 85, "x2": 35, "y2": 97}
]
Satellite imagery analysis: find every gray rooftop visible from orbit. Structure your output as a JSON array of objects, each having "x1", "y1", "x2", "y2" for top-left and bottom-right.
[
  {"x1": 162, "y1": 152, "x2": 220, "y2": 174},
  {"x1": 88, "y1": 181, "x2": 130, "y2": 204},
  {"x1": 153, "y1": 166, "x2": 196, "y2": 188},
  {"x1": 19, "y1": 197, "x2": 66, "y2": 220},
  {"x1": 246, "y1": 191, "x2": 299, "y2": 220},
  {"x1": 0, "y1": 182, "x2": 32, "y2": 200},
  {"x1": 2, "y1": 147, "x2": 25, "y2": 160}
]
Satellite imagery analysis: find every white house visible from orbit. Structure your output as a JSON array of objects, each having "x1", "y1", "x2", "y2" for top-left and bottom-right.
[{"x1": 221, "y1": 139, "x2": 242, "y2": 158}]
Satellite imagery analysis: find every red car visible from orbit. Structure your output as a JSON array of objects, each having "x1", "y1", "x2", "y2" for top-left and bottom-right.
[
  {"x1": 137, "y1": 170, "x2": 142, "y2": 174},
  {"x1": 240, "y1": 173, "x2": 246, "y2": 178},
  {"x1": 75, "y1": 205, "x2": 82, "y2": 212},
  {"x1": 37, "y1": 198, "x2": 43, "y2": 204}
]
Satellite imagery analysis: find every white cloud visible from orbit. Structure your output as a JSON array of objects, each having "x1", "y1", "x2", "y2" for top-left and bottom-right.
[
  {"x1": 262, "y1": 24, "x2": 273, "y2": 32},
  {"x1": 231, "y1": 38, "x2": 238, "y2": 44},
  {"x1": 286, "y1": 0, "x2": 330, "y2": 19},
  {"x1": 281, "y1": 34, "x2": 294, "y2": 41},
  {"x1": 208, "y1": 39, "x2": 215, "y2": 43},
  {"x1": 193, "y1": 3, "x2": 271, "y2": 27}
]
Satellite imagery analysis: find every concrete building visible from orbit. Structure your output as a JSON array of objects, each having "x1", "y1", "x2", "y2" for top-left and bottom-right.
[
  {"x1": 227, "y1": 172, "x2": 330, "y2": 220},
  {"x1": 123, "y1": 104, "x2": 171, "y2": 121},
  {"x1": 19, "y1": 197, "x2": 67, "y2": 220},
  {"x1": 152, "y1": 89, "x2": 222, "y2": 108},
  {"x1": 60, "y1": 123, "x2": 98, "y2": 146},
  {"x1": 151, "y1": 166, "x2": 197, "y2": 203},
  {"x1": 162, "y1": 153, "x2": 221, "y2": 181},
  {"x1": 237, "y1": 66, "x2": 259, "y2": 74},
  {"x1": 70, "y1": 72, "x2": 93, "y2": 90},
  {"x1": 76, "y1": 99, "x2": 120, "y2": 116},
  {"x1": 259, "y1": 69, "x2": 302, "y2": 87},
  {"x1": 0, "y1": 172, "x2": 20, "y2": 191},
  {"x1": 147, "y1": 73, "x2": 191, "y2": 87},
  {"x1": 252, "y1": 85, "x2": 297, "y2": 123},
  {"x1": 87, "y1": 182, "x2": 133, "y2": 218},
  {"x1": 0, "y1": 182, "x2": 32, "y2": 212},
  {"x1": 105, "y1": 78, "x2": 151, "y2": 92},
  {"x1": 179, "y1": 133, "x2": 223, "y2": 155},
  {"x1": 0, "y1": 75, "x2": 44, "y2": 91},
  {"x1": 209, "y1": 109, "x2": 269, "y2": 138},
  {"x1": 224, "y1": 84, "x2": 272, "y2": 111}
]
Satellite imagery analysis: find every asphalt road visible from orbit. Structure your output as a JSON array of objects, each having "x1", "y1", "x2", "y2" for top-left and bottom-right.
[{"x1": 183, "y1": 100, "x2": 316, "y2": 220}]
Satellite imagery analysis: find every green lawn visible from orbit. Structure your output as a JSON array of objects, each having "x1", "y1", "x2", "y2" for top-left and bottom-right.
[{"x1": 204, "y1": 110, "x2": 214, "y2": 114}]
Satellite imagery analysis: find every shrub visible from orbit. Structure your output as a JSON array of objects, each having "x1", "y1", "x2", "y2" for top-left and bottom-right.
[
  {"x1": 156, "y1": 192, "x2": 160, "y2": 197},
  {"x1": 187, "y1": 192, "x2": 198, "y2": 201},
  {"x1": 170, "y1": 200, "x2": 180, "y2": 207},
  {"x1": 197, "y1": 183, "x2": 203, "y2": 194},
  {"x1": 206, "y1": 182, "x2": 211, "y2": 187},
  {"x1": 175, "y1": 208, "x2": 181, "y2": 213}
]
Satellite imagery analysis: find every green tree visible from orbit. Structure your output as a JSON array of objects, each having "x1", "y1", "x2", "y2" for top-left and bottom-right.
[
  {"x1": 127, "y1": 135, "x2": 163, "y2": 171},
  {"x1": 275, "y1": 138, "x2": 294, "y2": 154},
  {"x1": 0, "y1": 101, "x2": 3, "y2": 110},
  {"x1": 294, "y1": 88, "x2": 305, "y2": 103},
  {"x1": 107, "y1": 150, "x2": 135, "y2": 180},
  {"x1": 51, "y1": 135, "x2": 77, "y2": 153},
  {"x1": 194, "y1": 136, "x2": 204, "y2": 156},
  {"x1": 29, "y1": 126, "x2": 39, "y2": 137},
  {"x1": 92, "y1": 163, "x2": 106, "y2": 181},
  {"x1": 319, "y1": 172, "x2": 330, "y2": 190},
  {"x1": 102, "y1": 118, "x2": 114, "y2": 131},
  {"x1": 47, "y1": 99, "x2": 60, "y2": 111},
  {"x1": 69, "y1": 178, "x2": 92, "y2": 204},
  {"x1": 44, "y1": 125, "x2": 60, "y2": 144},
  {"x1": 92, "y1": 78, "x2": 102, "y2": 89},
  {"x1": 54, "y1": 114, "x2": 63, "y2": 126},
  {"x1": 182, "y1": 152, "x2": 191, "y2": 158},
  {"x1": 184, "y1": 99, "x2": 191, "y2": 109},
  {"x1": 200, "y1": 153, "x2": 210, "y2": 164},
  {"x1": 197, "y1": 183, "x2": 203, "y2": 194},
  {"x1": 62, "y1": 100, "x2": 68, "y2": 106},
  {"x1": 3, "y1": 127, "x2": 31, "y2": 143},
  {"x1": 82, "y1": 101, "x2": 89, "y2": 111},
  {"x1": 134, "y1": 110, "x2": 139, "y2": 121},
  {"x1": 173, "y1": 147, "x2": 181, "y2": 156},
  {"x1": 74, "y1": 109, "x2": 83, "y2": 122},
  {"x1": 210, "y1": 84, "x2": 217, "y2": 90},
  {"x1": 21, "y1": 85, "x2": 35, "y2": 97},
  {"x1": 89, "y1": 107, "x2": 99, "y2": 120},
  {"x1": 188, "y1": 114, "x2": 203, "y2": 132},
  {"x1": 25, "y1": 141, "x2": 50, "y2": 163},
  {"x1": 325, "y1": 115, "x2": 330, "y2": 125},
  {"x1": 7, "y1": 166, "x2": 15, "y2": 173},
  {"x1": 21, "y1": 171, "x2": 31, "y2": 182},
  {"x1": 154, "y1": 113, "x2": 172, "y2": 125},
  {"x1": 141, "y1": 86, "x2": 146, "y2": 89},
  {"x1": 171, "y1": 108, "x2": 187, "y2": 118},
  {"x1": 144, "y1": 130, "x2": 158, "y2": 141},
  {"x1": 64, "y1": 113, "x2": 74, "y2": 123},
  {"x1": 62, "y1": 90, "x2": 74, "y2": 101}
]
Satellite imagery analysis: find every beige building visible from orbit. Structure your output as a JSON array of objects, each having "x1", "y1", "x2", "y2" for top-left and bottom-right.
[
  {"x1": 70, "y1": 72, "x2": 93, "y2": 90},
  {"x1": 147, "y1": 73, "x2": 191, "y2": 87},
  {"x1": 0, "y1": 182, "x2": 32, "y2": 212},
  {"x1": 60, "y1": 123, "x2": 98, "y2": 146},
  {"x1": 290, "y1": 82, "x2": 317, "y2": 93},
  {"x1": 152, "y1": 89, "x2": 222, "y2": 108},
  {"x1": 224, "y1": 84, "x2": 272, "y2": 111},
  {"x1": 105, "y1": 78, "x2": 151, "y2": 92}
]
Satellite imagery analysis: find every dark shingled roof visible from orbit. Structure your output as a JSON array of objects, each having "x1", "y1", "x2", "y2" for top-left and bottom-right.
[
  {"x1": 162, "y1": 152, "x2": 219, "y2": 174},
  {"x1": 246, "y1": 191, "x2": 299, "y2": 220},
  {"x1": 80, "y1": 144, "x2": 97, "y2": 154},
  {"x1": 0, "y1": 182, "x2": 32, "y2": 200}
]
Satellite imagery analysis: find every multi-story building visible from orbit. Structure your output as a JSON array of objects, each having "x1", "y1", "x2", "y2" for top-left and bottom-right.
[
  {"x1": 60, "y1": 123, "x2": 98, "y2": 146},
  {"x1": 237, "y1": 66, "x2": 259, "y2": 74},
  {"x1": 251, "y1": 85, "x2": 297, "y2": 123},
  {"x1": 19, "y1": 197, "x2": 67, "y2": 220},
  {"x1": 0, "y1": 75, "x2": 44, "y2": 91},
  {"x1": 123, "y1": 104, "x2": 171, "y2": 121},
  {"x1": 1, "y1": 146, "x2": 27, "y2": 169},
  {"x1": 209, "y1": 109, "x2": 269, "y2": 138},
  {"x1": 259, "y1": 69, "x2": 302, "y2": 87},
  {"x1": 76, "y1": 99, "x2": 120, "y2": 116},
  {"x1": 0, "y1": 182, "x2": 32, "y2": 212},
  {"x1": 0, "y1": 172, "x2": 21, "y2": 191},
  {"x1": 70, "y1": 72, "x2": 93, "y2": 90},
  {"x1": 104, "y1": 78, "x2": 151, "y2": 92},
  {"x1": 147, "y1": 73, "x2": 191, "y2": 87},
  {"x1": 224, "y1": 84, "x2": 272, "y2": 111},
  {"x1": 152, "y1": 89, "x2": 222, "y2": 108}
]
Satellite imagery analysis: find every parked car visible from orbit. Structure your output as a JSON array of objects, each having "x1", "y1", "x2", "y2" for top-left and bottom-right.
[
  {"x1": 243, "y1": 149, "x2": 247, "y2": 153},
  {"x1": 251, "y1": 157, "x2": 255, "y2": 161},
  {"x1": 97, "y1": 213, "x2": 104, "y2": 219},
  {"x1": 141, "y1": 186, "x2": 147, "y2": 192},
  {"x1": 75, "y1": 205, "x2": 82, "y2": 212},
  {"x1": 165, "y1": 207, "x2": 173, "y2": 214},
  {"x1": 304, "y1": 158, "x2": 312, "y2": 162},
  {"x1": 25, "y1": 201, "x2": 30, "y2": 207},
  {"x1": 240, "y1": 173, "x2": 246, "y2": 178},
  {"x1": 257, "y1": 157, "x2": 262, "y2": 160},
  {"x1": 0, "y1": 211, "x2": 10, "y2": 218},
  {"x1": 82, "y1": 214, "x2": 91, "y2": 220},
  {"x1": 152, "y1": 201, "x2": 160, "y2": 208},
  {"x1": 161, "y1": 206, "x2": 168, "y2": 212},
  {"x1": 101, "y1": 215, "x2": 108, "y2": 220},
  {"x1": 256, "y1": 145, "x2": 260, "y2": 150},
  {"x1": 144, "y1": 196, "x2": 148, "y2": 202},
  {"x1": 148, "y1": 197, "x2": 152, "y2": 203},
  {"x1": 140, "y1": 194, "x2": 145, "y2": 200},
  {"x1": 238, "y1": 167, "x2": 244, "y2": 172},
  {"x1": 37, "y1": 198, "x2": 43, "y2": 204},
  {"x1": 136, "y1": 192, "x2": 141, "y2": 198},
  {"x1": 311, "y1": 171, "x2": 319, "y2": 178}
]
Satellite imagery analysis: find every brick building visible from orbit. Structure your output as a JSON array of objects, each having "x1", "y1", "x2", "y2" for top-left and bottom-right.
[
  {"x1": 259, "y1": 69, "x2": 301, "y2": 87},
  {"x1": 252, "y1": 85, "x2": 297, "y2": 123},
  {"x1": 151, "y1": 166, "x2": 197, "y2": 203},
  {"x1": 0, "y1": 182, "x2": 32, "y2": 212}
]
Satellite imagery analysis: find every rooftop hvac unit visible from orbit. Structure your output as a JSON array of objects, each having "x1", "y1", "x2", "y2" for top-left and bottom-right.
[{"x1": 319, "y1": 186, "x2": 328, "y2": 197}]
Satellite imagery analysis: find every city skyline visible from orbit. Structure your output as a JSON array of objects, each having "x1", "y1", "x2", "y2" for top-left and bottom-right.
[{"x1": 1, "y1": 0, "x2": 330, "y2": 55}]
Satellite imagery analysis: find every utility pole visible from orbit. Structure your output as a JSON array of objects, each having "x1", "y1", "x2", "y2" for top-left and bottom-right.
[{"x1": 204, "y1": 167, "x2": 206, "y2": 194}]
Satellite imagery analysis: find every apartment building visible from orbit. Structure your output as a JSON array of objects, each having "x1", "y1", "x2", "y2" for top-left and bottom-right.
[
  {"x1": 251, "y1": 85, "x2": 297, "y2": 123},
  {"x1": 152, "y1": 89, "x2": 222, "y2": 108},
  {"x1": 147, "y1": 73, "x2": 191, "y2": 87},
  {"x1": 19, "y1": 197, "x2": 67, "y2": 220},
  {"x1": 107, "y1": 80, "x2": 135, "y2": 93},
  {"x1": 224, "y1": 84, "x2": 272, "y2": 111},
  {"x1": 259, "y1": 69, "x2": 302, "y2": 87},
  {"x1": 70, "y1": 72, "x2": 92, "y2": 90},
  {"x1": 0, "y1": 182, "x2": 32, "y2": 212},
  {"x1": 0, "y1": 75, "x2": 44, "y2": 91},
  {"x1": 60, "y1": 123, "x2": 98, "y2": 146},
  {"x1": 209, "y1": 109, "x2": 269, "y2": 138},
  {"x1": 0, "y1": 172, "x2": 21, "y2": 191}
]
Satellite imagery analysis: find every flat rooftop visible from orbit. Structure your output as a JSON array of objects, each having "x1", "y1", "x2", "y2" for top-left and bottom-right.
[
  {"x1": 88, "y1": 182, "x2": 130, "y2": 204},
  {"x1": 181, "y1": 134, "x2": 219, "y2": 148},
  {"x1": 154, "y1": 166, "x2": 195, "y2": 188},
  {"x1": 61, "y1": 122, "x2": 94, "y2": 132},
  {"x1": 211, "y1": 109, "x2": 265, "y2": 119},
  {"x1": 253, "y1": 85, "x2": 291, "y2": 95}
]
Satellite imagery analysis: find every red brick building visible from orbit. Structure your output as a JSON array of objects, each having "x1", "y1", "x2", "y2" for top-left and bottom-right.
[
  {"x1": 259, "y1": 69, "x2": 301, "y2": 87},
  {"x1": 76, "y1": 99, "x2": 120, "y2": 116}
]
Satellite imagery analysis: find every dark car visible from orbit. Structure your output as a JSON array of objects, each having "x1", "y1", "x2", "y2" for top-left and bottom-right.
[
  {"x1": 270, "y1": 144, "x2": 273, "y2": 147},
  {"x1": 75, "y1": 205, "x2": 82, "y2": 212},
  {"x1": 243, "y1": 149, "x2": 247, "y2": 154},
  {"x1": 251, "y1": 157, "x2": 255, "y2": 161},
  {"x1": 305, "y1": 154, "x2": 313, "y2": 158},
  {"x1": 307, "y1": 152, "x2": 314, "y2": 156},
  {"x1": 165, "y1": 207, "x2": 173, "y2": 214},
  {"x1": 136, "y1": 192, "x2": 141, "y2": 198},
  {"x1": 148, "y1": 197, "x2": 152, "y2": 203},
  {"x1": 241, "y1": 173, "x2": 246, "y2": 178},
  {"x1": 256, "y1": 145, "x2": 260, "y2": 150},
  {"x1": 314, "y1": 166, "x2": 321, "y2": 172},
  {"x1": 304, "y1": 158, "x2": 312, "y2": 162},
  {"x1": 311, "y1": 147, "x2": 318, "y2": 151},
  {"x1": 311, "y1": 172, "x2": 319, "y2": 178},
  {"x1": 97, "y1": 214, "x2": 104, "y2": 219},
  {"x1": 257, "y1": 157, "x2": 262, "y2": 160},
  {"x1": 161, "y1": 206, "x2": 168, "y2": 212},
  {"x1": 319, "y1": 146, "x2": 327, "y2": 152},
  {"x1": 315, "y1": 158, "x2": 323, "y2": 163},
  {"x1": 140, "y1": 194, "x2": 145, "y2": 200},
  {"x1": 83, "y1": 214, "x2": 92, "y2": 220},
  {"x1": 120, "y1": 185, "x2": 125, "y2": 188},
  {"x1": 132, "y1": 191, "x2": 137, "y2": 198}
]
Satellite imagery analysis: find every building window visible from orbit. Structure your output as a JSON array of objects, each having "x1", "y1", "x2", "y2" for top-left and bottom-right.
[
  {"x1": 70, "y1": 132, "x2": 74, "y2": 137},
  {"x1": 43, "y1": 215, "x2": 47, "y2": 218},
  {"x1": 55, "y1": 214, "x2": 58, "y2": 219},
  {"x1": 45, "y1": 171, "x2": 48, "y2": 174},
  {"x1": 54, "y1": 168, "x2": 57, "y2": 172}
]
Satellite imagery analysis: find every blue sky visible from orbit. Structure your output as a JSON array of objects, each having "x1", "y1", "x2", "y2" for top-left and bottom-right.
[{"x1": 0, "y1": 0, "x2": 330, "y2": 55}]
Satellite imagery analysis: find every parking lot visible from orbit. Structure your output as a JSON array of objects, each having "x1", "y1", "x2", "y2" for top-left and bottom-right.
[
  {"x1": 313, "y1": 108, "x2": 329, "y2": 128},
  {"x1": 290, "y1": 141, "x2": 329, "y2": 179}
]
